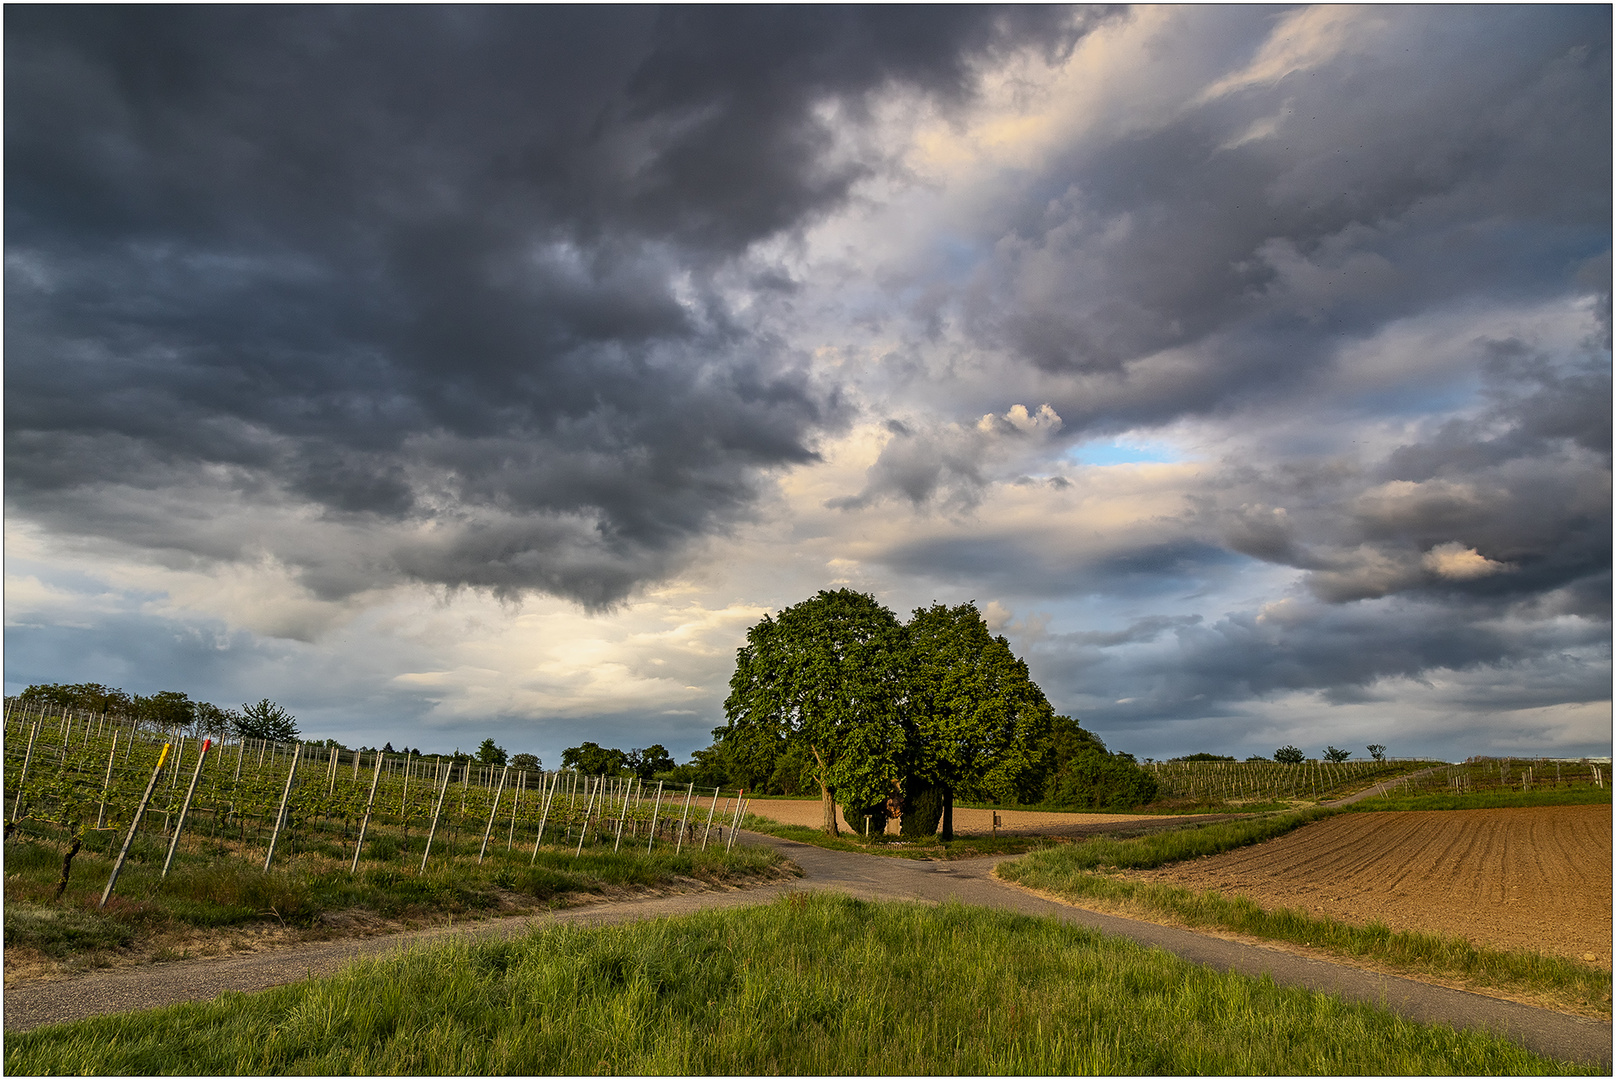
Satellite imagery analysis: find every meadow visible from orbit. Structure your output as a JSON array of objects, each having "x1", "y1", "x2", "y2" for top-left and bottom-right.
[{"x1": 4, "y1": 893, "x2": 1593, "y2": 1076}]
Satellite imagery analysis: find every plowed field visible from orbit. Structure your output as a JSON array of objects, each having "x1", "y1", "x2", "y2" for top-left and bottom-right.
[{"x1": 1126, "y1": 805, "x2": 1612, "y2": 966}]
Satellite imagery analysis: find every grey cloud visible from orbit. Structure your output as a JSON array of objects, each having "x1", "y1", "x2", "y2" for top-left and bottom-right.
[
  {"x1": 949, "y1": 6, "x2": 1609, "y2": 433},
  {"x1": 7, "y1": 7, "x2": 1109, "y2": 610}
]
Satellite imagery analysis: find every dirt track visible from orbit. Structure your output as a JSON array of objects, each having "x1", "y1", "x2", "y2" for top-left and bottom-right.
[{"x1": 1127, "y1": 805, "x2": 1613, "y2": 966}]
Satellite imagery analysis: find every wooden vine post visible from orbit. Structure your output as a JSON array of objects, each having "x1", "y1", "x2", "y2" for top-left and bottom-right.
[
  {"x1": 420, "y1": 758, "x2": 455, "y2": 872},
  {"x1": 645, "y1": 780, "x2": 665, "y2": 853},
  {"x1": 726, "y1": 790, "x2": 747, "y2": 852},
  {"x1": 478, "y1": 765, "x2": 510, "y2": 863},
  {"x1": 162, "y1": 738, "x2": 213, "y2": 877},
  {"x1": 700, "y1": 786, "x2": 720, "y2": 849},
  {"x1": 351, "y1": 751, "x2": 386, "y2": 874},
  {"x1": 11, "y1": 721, "x2": 40, "y2": 825},
  {"x1": 574, "y1": 775, "x2": 603, "y2": 857},
  {"x1": 95, "y1": 732, "x2": 120, "y2": 830},
  {"x1": 100, "y1": 742, "x2": 171, "y2": 908},
  {"x1": 674, "y1": 781, "x2": 695, "y2": 854},
  {"x1": 531, "y1": 770, "x2": 560, "y2": 860},
  {"x1": 613, "y1": 777, "x2": 639, "y2": 852},
  {"x1": 263, "y1": 743, "x2": 304, "y2": 871}
]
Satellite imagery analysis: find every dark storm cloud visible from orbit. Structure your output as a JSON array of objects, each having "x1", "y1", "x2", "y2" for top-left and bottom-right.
[
  {"x1": 5, "y1": 5, "x2": 1111, "y2": 608},
  {"x1": 956, "y1": 5, "x2": 1610, "y2": 431}
]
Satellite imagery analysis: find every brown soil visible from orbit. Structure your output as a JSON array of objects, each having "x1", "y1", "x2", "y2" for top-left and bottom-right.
[
  {"x1": 745, "y1": 797, "x2": 1182, "y2": 836},
  {"x1": 1123, "y1": 805, "x2": 1613, "y2": 967}
]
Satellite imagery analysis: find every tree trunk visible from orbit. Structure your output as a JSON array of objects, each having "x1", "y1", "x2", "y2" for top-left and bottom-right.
[
  {"x1": 811, "y1": 745, "x2": 838, "y2": 835},
  {"x1": 940, "y1": 785, "x2": 953, "y2": 842}
]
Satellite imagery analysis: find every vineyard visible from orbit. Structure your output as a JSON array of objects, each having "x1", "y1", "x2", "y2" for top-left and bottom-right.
[
  {"x1": 3, "y1": 700, "x2": 753, "y2": 909},
  {"x1": 1147, "y1": 755, "x2": 1609, "y2": 805},
  {"x1": 1147, "y1": 757, "x2": 1434, "y2": 805}
]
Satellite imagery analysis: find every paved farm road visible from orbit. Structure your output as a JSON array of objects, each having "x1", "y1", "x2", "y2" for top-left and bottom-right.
[{"x1": 6, "y1": 828, "x2": 1611, "y2": 1070}]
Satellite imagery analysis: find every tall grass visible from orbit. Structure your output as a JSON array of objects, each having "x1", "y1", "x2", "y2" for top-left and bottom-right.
[
  {"x1": 998, "y1": 863, "x2": 1612, "y2": 1019},
  {"x1": 5, "y1": 894, "x2": 1591, "y2": 1075},
  {"x1": 3, "y1": 834, "x2": 784, "y2": 963},
  {"x1": 1025, "y1": 807, "x2": 1333, "y2": 871}
]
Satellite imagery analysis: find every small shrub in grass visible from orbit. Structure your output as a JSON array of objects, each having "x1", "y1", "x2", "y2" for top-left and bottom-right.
[{"x1": 4, "y1": 904, "x2": 135, "y2": 957}]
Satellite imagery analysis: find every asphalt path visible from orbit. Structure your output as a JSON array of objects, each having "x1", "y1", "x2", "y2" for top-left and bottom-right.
[{"x1": 5, "y1": 827, "x2": 1611, "y2": 1070}]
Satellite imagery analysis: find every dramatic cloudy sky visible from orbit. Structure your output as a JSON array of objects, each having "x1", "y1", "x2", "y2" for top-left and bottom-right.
[{"x1": 7, "y1": 6, "x2": 1610, "y2": 765}]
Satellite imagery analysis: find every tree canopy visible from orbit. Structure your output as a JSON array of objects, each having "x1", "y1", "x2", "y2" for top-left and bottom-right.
[
  {"x1": 721, "y1": 588, "x2": 907, "y2": 834},
  {"x1": 236, "y1": 699, "x2": 299, "y2": 742},
  {"x1": 476, "y1": 738, "x2": 508, "y2": 766},
  {"x1": 901, "y1": 602, "x2": 1055, "y2": 839},
  {"x1": 718, "y1": 590, "x2": 1150, "y2": 836}
]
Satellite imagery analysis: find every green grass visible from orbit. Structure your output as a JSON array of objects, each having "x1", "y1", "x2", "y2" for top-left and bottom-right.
[
  {"x1": 1016, "y1": 807, "x2": 1334, "y2": 871},
  {"x1": 998, "y1": 859, "x2": 1612, "y2": 1019},
  {"x1": 1345, "y1": 787, "x2": 1613, "y2": 813},
  {"x1": 5, "y1": 894, "x2": 1591, "y2": 1075},
  {"x1": 2, "y1": 828, "x2": 785, "y2": 963}
]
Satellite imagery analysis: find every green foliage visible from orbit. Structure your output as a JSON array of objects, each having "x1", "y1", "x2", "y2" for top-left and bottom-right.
[
  {"x1": 1324, "y1": 746, "x2": 1352, "y2": 762},
  {"x1": 235, "y1": 699, "x2": 298, "y2": 742},
  {"x1": 1176, "y1": 752, "x2": 1235, "y2": 762},
  {"x1": 509, "y1": 753, "x2": 540, "y2": 771},
  {"x1": 900, "y1": 781, "x2": 945, "y2": 837},
  {"x1": 1042, "y1": 746, "x2": 1160, "y2": 810},
  {"x1": 475, "y1": 739, "x2": 507, "y2": 767},
  {"x1": 1274, "y1": 745, "x2": 1305, "y2": 764},
  {"x1": 560, "y1": 741, "x2": 628, "y2": 775},
  {"x1": 902, "y1": 602, "x2": 1055, "y2": 829},
  {"x1": 6, "y1": 895, "x2": 1588, "y2": 1076},
  {"x1": 626, "y1": 744, "x2": 672, "y2": 781},
  {"x1": 133, "y1": 690, "x2": 197, "y2": 731},
  {"x1": 720, "y1": 589, "x2": 907, "y2": 831},
  {"x1": 1367, "y1": 744, "x2": 1386, "y2": 761},
  {"x1": 17, "y1": 683, "x2": 133, "y2": 716}
]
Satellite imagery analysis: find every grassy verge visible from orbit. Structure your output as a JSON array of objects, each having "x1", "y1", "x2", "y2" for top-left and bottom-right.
[
  {"x1": 5, "y1": 893, "x2": 1591, "y2": 1076},
  {"x1": 1011, "y1": 807, "x2": 1334, "y2": 871},
  {"x1": 1345, "y1": 788, "x2": 1613, "y2": 813},
  {"x1": 999, "y1": 863, "x2": 1611, "y2": 1019},
  {"x1": 2, "y1": 829, "x2": 785, "y2": 970},
  {"x1": 739, "y1": 814, "x2": 1054, "y2": 859}
]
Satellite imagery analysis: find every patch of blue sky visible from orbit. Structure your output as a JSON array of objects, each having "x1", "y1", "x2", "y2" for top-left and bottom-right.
[{"x1": 1067, "y1": 438, "x2": 1184, "y2": 466}]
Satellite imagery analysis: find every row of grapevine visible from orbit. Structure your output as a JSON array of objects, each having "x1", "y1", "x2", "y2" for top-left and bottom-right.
[
  {"x1": 1146, "y1": 758, "x2": 1434, "y2": 804},
  {"x1": 2, "y1": 699, "x2": 754, "y2": 906},
  {"x1": 1378, "y1": 757, "x2": 1607, "y2": 798}
]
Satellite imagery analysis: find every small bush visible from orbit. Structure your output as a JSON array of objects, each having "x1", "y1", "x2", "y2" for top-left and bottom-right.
[
  {"x1": 1044, "y1": 749, "x2": 1159, "y2": 810},
  {"x1": 4, "y1": 903, "x2": 135, "y2": 957}
]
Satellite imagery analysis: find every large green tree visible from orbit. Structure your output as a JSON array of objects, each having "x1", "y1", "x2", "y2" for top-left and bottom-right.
[
  {"x1": 721, "y1": 589, "x2": 906, "y2": 834},
  {"x1": 561, "y1": 741, "x2": 628, "y2": 775},
  {"x1": 902, "y1": 602, "x2": 1055, "y2": 840}
]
